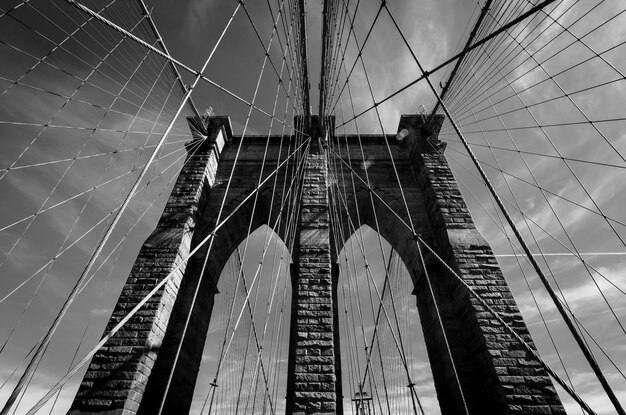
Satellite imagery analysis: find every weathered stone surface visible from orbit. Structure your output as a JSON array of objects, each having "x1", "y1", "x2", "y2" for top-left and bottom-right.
[
  {"x1": 327, "y1": 114, "x2": 564, "y2": 414},
  {"x1": 70, "y1": 116, "x2": 231, "y2": 415},
  {"x1": 70, "y1": 114, "x2": 563, "y2": 415},
  {"x1": 286, "y1": 135, "x2": 341, "y2": 413}
]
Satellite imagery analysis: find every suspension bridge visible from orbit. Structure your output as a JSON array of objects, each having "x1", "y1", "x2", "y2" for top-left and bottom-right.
[{"x1": 0, "y1": 0, "x2": 626, "y2": 413}]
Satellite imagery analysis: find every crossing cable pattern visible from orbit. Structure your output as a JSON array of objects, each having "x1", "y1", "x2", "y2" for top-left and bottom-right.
[
  {"x1": 322, "y1": 0, "x2": 626, "y2": 413},
  {"x1": 0, "y1": 0, "x2": 202, "y2": 412},
  {"x1": 1, "y1": 0, "x2": 626, "y2": 414},
  {"x1": 430, "y1": 1, "x2": 626, "y2": 412},
  {"x1": 0, "y1": 0, "x2": 311, "y2": 413}
]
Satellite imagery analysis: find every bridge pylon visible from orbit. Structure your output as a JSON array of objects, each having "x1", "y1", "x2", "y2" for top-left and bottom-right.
[{"x1": 69, "y1": 113, "x2": 564, "y2": 415}]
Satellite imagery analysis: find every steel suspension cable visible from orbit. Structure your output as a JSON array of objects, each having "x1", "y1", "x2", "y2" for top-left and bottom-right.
[
  {"x1": 332, "y1": 0, "x2": 559, "y2": 130},
  {"x1": 416, "y1": 235, "x2": 598, "y2": 414},
  {"x1": 446, "y1": 106, "x2": 584, "y2": 406},
  {"x1": 205, "y1": 144, "x2": 310, "y2": 413},
  {"x1": 427, "y1": 0, "x2": 494, "y2": 125},
  {"x1": 325, "y1": 66, "x2": 608, "y2": 415},
  {"x1": 2, "y1": 0, "x2": 242, "y2": 400},
  {"x1": 445, "y1": 3, "x2": 624, "y2": 133},
  {"x1": 136, "y1": 0, "x2": 201, "y2": 118},
  {"x1": 0, "y1": 67, "x2": 184, "y2": 355},
  {"x1": 398, "y1": 11, "x2": 625, "y2": 409},
  {"x1": 213, "y1": 32, "x2": 300, "y2": 412},
  {"x1": 22, "y1": 137, "x2": 310, "y2": 415},
  {"x1": 0, "y1": 0, "x2": 244, "y2": 404},
  {"x1": 155, "y1": 5, "x2": 303, "y2": 409},
  {"x1": 461, "y1": 57, "x2": 626, "y2": 337},
  {"x1": 60, "y1": 0, "x2": 308, "y2": 138},
  {"x1": 441, "y1": 144, "x2": 626, "y2": 298},
  {"x1": 440, "y1": 146, "x2": 626, "y2": 375},
  {"x1": 0, "y1": 143, "x2": 194, "y2": 308},
  {"x1": 327, "y1": 15, "x2": 459, "y2": 404}
]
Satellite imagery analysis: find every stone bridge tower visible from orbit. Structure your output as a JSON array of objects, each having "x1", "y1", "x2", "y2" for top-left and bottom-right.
[{"x1": 69, "y1": 114, "x2": 565, "y2": 415}]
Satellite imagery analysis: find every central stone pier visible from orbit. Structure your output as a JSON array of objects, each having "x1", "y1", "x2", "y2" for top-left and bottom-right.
[{"x1": 285, "y1": 117, "x2": 342, "y2": 414}]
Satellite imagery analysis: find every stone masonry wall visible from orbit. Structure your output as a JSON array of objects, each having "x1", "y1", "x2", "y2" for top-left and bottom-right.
[
  {"x1": 328, "y1": 114, "x2": 565, "y2": 414},
  {"x1": 69, "y1": 118, "x2": 227, "y2": 415},
  {"x1": 286, "y1": 152, "x2": 340, "y2": 414},
  {"x1": 70, "y1": 113, "x2": 565, "y2": 415},
  {"x1": 404, "y1": 114, "x2": 565, "y2": 414}
]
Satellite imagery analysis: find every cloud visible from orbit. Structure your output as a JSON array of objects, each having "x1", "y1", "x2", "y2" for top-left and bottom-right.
[{"x1": 2, "y1": 2, "x2": 626, "y2": 415}]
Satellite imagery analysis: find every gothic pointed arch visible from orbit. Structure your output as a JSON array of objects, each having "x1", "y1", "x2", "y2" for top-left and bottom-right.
[
  {"x1": 69, "y1": 117, "x2": 297, "y2": 415},
  {"x1": 330, "y1": 114, "x2": 564, "y2": 414}
]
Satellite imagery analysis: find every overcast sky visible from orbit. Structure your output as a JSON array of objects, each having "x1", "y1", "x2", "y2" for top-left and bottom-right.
[{"x1": 1, "y1": 0, "x2": 626, "y2": 414}]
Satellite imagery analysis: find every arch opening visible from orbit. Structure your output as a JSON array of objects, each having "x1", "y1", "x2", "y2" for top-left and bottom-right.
[
  {"x1": 336, "y1": 224, "x2": 441, "y2": 414},
  {"x1": 188, "y1": 224, "x2": 293, "y2": 414},
  {"x1": 128, "y1": 183, "x2": 296, "y2": 415}
]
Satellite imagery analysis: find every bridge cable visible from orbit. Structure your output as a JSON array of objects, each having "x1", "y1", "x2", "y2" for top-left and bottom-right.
[
  {"x1": 459, "y1": 47, "x2": 626, "y2": 339},
  {"x1": 441, "y1": 146, "x2": 626, "y2": 381},
  {"x1": 165, "y1": 2, "x2": 309, "y2": 411},
  {"x1": 332, "y1": 0, "x2": 559, "y2": 129},
  {"x1": 325, "y1": 8, "x2": 466, "y2": 412},
  {"x1": 21, "y1": 135, "x2": 311, "y2": 415},
  {"x1": 0, "y1": 60, "x2": 189, "y2": 364}
]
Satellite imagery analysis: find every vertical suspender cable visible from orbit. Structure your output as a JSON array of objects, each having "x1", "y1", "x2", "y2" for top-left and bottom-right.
[
  {"x1": 399, "y1": 11, "x2": 626, "y2": 412},
  {"x1": 427, "y1": 0, "x2": 493, "y2": 125},
  {"x1": 297, "y1": 0, "x2": 311, "y2": 120},
  {"x1": 136, "y1": 0, "x2": 201, "y2": 118},
  {"x1": 0, "y1": 4, "x2": 241, "y2": 414}
]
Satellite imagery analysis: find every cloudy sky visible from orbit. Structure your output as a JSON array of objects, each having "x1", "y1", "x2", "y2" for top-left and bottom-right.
[{"x1": 0, "y1": 0, "x2": 625, "y2": 414}]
